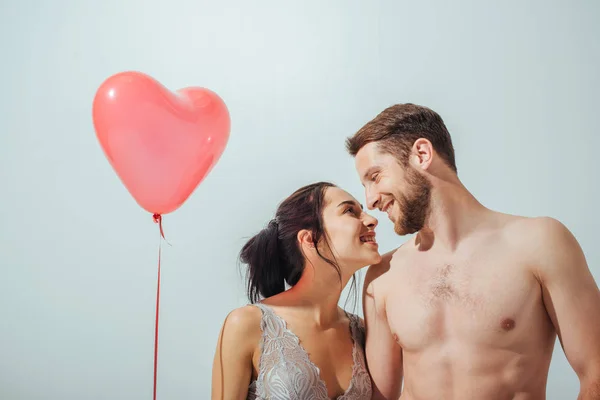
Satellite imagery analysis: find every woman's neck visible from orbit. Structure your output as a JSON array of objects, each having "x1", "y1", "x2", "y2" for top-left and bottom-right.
[{"x1": 280, "y1": 261, "x2": 351, "y2": 328}]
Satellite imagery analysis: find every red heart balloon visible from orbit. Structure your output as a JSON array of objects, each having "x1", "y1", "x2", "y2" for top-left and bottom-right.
[{"x1": 92, "y1": 71, "x2": 230, "y2": 215}]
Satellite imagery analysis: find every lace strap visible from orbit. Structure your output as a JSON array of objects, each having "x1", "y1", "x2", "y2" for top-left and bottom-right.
[
  {"x1": 346, "y1": 313, "x2": 366, "y2": 346},
  {"x1": 249, "y1": 303, "x2": 288, "y2": 339},
  {"x1": 251, "y1": 302, "x2": 271, "y2": 315}
]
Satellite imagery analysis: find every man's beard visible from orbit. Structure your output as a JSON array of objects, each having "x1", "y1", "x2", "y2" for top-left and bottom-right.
[{"x1": 394, "y1": 169, "x2": 432, "y2": 236}]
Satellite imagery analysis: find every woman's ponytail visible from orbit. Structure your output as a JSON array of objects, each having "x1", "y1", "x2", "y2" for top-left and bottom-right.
[{"x1": 240, "y1": 219, "x2": 285, "y2": 303}]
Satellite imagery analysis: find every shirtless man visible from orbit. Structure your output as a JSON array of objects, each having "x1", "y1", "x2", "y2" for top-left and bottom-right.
[{"x1": 345, "y1": 104, "x2": 600, "y2": 400}]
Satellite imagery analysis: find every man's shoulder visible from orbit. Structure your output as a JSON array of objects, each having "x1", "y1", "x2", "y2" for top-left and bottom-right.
[
  {"x1": 365, "y1": 250, "x2": 393, "y2": 283},
  {"x1": 498, "y1": 215, "x2": 580, "y2": 271},
  {"x1": 500, "y1": 214, "x2": 570, "y2": 244},
  {"x1": 365, "y1": 242, "x2": 411, "y2": 287}
]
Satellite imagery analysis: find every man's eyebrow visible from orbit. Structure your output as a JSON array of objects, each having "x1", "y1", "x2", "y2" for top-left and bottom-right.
[{"x1": 362, "y1": 166, "x2": 380, "y2": 181}]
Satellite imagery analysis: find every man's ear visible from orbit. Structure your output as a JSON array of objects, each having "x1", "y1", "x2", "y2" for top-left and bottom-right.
[{"x1": 411, "y1": 138, "x2": 434, "y2": 170}]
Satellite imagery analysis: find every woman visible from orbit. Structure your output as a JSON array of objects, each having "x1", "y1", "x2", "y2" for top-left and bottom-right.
[{"x1": 211, "y1": 182, "x2": 381, "y2": 400}]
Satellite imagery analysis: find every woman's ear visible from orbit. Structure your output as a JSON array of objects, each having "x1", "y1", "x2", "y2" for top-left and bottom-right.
[{"x1": 297, "y1": 229, "x2": 315, "y2": 248}]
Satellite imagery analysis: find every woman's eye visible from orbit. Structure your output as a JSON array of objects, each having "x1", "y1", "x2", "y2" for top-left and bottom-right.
[{"x1": 344, "y1": 207, "x2": 358, "y2": 216}]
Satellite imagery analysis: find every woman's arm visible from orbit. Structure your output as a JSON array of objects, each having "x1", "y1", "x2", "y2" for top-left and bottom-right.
[{"x1": 211, "y1": 306, "x2": 262, "y2": 400}]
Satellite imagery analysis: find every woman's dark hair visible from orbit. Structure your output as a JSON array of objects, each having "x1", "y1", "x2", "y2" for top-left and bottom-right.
[{"x1": 240, "y1": 182, "x2": 358, "y2": 307}]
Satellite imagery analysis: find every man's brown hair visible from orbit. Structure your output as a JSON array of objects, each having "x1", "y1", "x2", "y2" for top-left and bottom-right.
[{"x1": 346, "y1": 103, "x2": 457, "y2": 172}]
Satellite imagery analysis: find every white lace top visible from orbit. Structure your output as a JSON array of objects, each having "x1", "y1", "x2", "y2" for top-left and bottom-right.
[{"x1": 247, "y1": 303, "x2": 372, "y2": 400}]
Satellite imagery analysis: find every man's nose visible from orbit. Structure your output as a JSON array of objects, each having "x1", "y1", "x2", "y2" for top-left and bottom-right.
[{"x1": 366, "y1": 188, "x2": 379, "y2": 210}]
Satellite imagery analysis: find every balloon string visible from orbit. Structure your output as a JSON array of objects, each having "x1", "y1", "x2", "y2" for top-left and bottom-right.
[
  {"x1": 152, "y1": 214, "x2": 168, "y2": 400},
  {"x1": 153, "y1": 214, "x2": 166, "y2": 240}
]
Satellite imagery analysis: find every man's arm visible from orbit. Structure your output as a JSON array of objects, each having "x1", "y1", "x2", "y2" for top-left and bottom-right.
[
  {"x1": 533, "y1": 218, "x2": 600, "y2": 399},
  {"x1": 211, "y1": 306, "x2": 261, "y2": 400},
  {"x1": 363, "y1": 252, "x2": 403, "y2": 399}
]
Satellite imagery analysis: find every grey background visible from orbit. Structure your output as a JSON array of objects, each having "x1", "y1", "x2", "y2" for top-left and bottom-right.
[{"x1": 1, "y1": 0, "x2": 598, "y2": 398}]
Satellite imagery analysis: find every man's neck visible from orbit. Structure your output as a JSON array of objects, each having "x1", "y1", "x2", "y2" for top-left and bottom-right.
[{"x1": 419, "y1": 177, "x2": 491, "y2": 252}]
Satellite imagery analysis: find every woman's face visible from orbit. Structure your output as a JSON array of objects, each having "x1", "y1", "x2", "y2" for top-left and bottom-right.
[{"x1": 318, "y1": 187, "x2": 382, "y2": 272}]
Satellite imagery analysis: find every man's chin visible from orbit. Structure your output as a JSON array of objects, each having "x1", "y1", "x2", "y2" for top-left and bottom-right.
[
  {"x1": 394, "y1": 221, "x2": 417, "y2": 236},
  {"x1": 393, "y1": 223, "x2": 408, "y2": 236}
]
